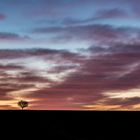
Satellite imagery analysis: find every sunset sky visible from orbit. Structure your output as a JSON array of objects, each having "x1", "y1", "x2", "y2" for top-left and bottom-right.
[{"x1": 0, "y1": 0, "x2": 140, "y2": 110}]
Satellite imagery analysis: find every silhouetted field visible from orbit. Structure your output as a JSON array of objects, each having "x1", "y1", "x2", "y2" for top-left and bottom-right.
[{"x1": 0, "y1": 111, "x2": 139, "y2": 139}]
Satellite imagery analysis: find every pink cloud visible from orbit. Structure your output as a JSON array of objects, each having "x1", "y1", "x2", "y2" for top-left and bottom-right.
[{"x1": 26, "y1": 43, "x2": 140, "y2": 110}]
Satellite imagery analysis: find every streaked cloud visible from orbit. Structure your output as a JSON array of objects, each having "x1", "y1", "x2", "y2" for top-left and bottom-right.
[
  {"x1": 0, "y1": 32, "x2": 30, "y2": 42},
  {"x1": 0, "y1": 48, "x2": 84, "y2": 109},
  {"x1": 0, "y1": 0, "x2": 140, "y2": 110}
]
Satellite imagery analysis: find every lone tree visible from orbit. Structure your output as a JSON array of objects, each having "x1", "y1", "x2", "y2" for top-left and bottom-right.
[{"x1": 18, "y1": 100, "x2": 29, "y2": 110}]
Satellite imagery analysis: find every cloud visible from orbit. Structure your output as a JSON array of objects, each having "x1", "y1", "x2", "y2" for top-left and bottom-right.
[
  {"x1": 1, "y1": 40, "x2": 140, "y2": 110},
  {"x1": 0, "y1": 64, "x2": 23, "y2": 70},
  {"x1": 0, "y1": 48, "x2": 83, "y2": 109},
  {"x1": 83, "y1": 97, "x2": 140, "y2": 110},
  {"x1": 28, "y1": 23, "x2": 140, "y2": 109},
  {"x1": 1, "y1": 0, "x2": 140, "y2": 110},
  {"x1": 0, "y1": 32, "x2": 30, "y2": 42},
  {"x1": 1, "y1": 21, "x2": 140, "y2": 109},
  {"x1": 94, "y1": 8, "x2": 129, "y2": 20},
  {"x1": 106, "y1": 97, "x2": 140, "y2": 106},
  {"x1": 0, "y1": 14, "x2": 6, "y2": 21},
  {"x1": 61, "y1": 8, "x2": 130, "y2": 25},
  {"x1": 23, "y1": 41, "x2": 140, "y2": 110},
  {"x1": 0, "y1": 105, "x2": 17, "y2": 110},
  {"x1": 32, "y1": 24, "x2": 140, "y2": 46}
]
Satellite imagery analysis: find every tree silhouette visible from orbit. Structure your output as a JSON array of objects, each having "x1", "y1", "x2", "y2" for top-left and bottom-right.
[{"x1": 18, "y1": 100, "x2": 29, "y2": 110}]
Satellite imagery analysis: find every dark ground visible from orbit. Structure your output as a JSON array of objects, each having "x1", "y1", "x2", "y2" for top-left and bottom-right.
[{"x1": 0, "y1": 111, "x2": 139, "y2": 139}]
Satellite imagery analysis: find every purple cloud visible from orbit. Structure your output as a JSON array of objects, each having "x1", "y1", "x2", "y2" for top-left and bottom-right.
[
  {"x1": 94, "y1": 8, "x2": 129, "y2": 20},
  {"x1": 1, "y1": 41, "x2": 140, "y2": 110},
  {"x1": 32, "y1": 24, "x2": 140, "y2": 46},
  {"x1": 0, "y1": 14, "x2": 6, "y2": 20},
  {"x1": 22, "y1": 42, "x2": 140, "y2": 110},
  {"x1": 61, "y1": 8, "x2": 130, "y2": 25},
  {"x1": 0, "y1": 32, "x2": 30, "y2": 41}
]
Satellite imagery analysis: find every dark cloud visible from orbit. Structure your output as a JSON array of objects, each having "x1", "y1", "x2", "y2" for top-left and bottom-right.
[
  {"x1": 89, "y1": 43, "x2": 140, "y2": 54},
  {"x1": 61, "y1": 8, "x2": 129, "y2": 25},
  {"x1": 105, "y1": 97, "x2": 140, "y2": 107},
  {"x1": 26, "y1": 42, "x2": 140, "y2": 109},
  {"x1": 0, "y1": 48, "x2": 83, "y2": 109},
  {"x1": 2, "y1": 22, "x2": 140, "y2": 109},
  {"x1": 0, "y1": 32, "x2": 30, "y2": 41},
  {"x1": 16, "y1": 72, "x2": 52, "y2": 83},
  {"x1": 0, "y1": 65, "x2": 21, "y2": 70},
  {"x1": 1, "y1": 38, "x2": 140, "y2": 110},
  {"x1": 0, "y1": 48, "x2": 83, "y2": 61},
  {"x1": 47, "y1": 65, "x2": 78, "y2": 73},
  {"x1": 94, "y1": 8, "x2": 129, "y2": 20},
  {"x1": 0, "y1": 0, "x2": 140, "y2": 110},
  {"x1": 32, "y1": 24, "x2": 140, "y2": 46}
]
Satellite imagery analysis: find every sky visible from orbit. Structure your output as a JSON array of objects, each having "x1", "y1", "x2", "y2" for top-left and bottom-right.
[{"x1": 0, "y1": 0, "x2": 140, "y2": 110}]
